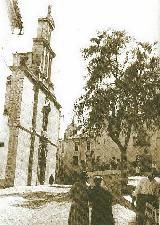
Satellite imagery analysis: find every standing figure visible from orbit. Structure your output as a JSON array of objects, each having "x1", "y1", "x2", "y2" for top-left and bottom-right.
[
  {"x1": 89, "y1": 176, "x2": 114, "y2": 225},
  {"x1": 68, "y1": 171, "x2": 89, "y2": 225},
  {"x1": 49, "y1": 174, "x2": 54, "y2": 185},
  {"x1": 132, "y1": 170, "x2": 159, "y2": 225}
]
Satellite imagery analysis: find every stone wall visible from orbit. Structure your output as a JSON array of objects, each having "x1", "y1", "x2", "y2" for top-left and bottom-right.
[
  {"x1": 0, "y1": 116, "x2": 9, "y2": 179},
  {"x1": 4, "y1": 69, "x2": 24, "y2": 187},
  {"x1": 58, "y1": 135, "x2": 121, "y2": 175},
  {"x1": 14, "y1": 130, "x2": 31, "y2": 186},
  {"x1": 92, "y1": 134, "x2": 121, "y2": 162},
  {"x1": 127, "y1": 130, "x2": 160, "y2": 170}
]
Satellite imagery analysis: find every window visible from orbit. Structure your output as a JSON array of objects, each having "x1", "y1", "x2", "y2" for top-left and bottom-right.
[
  {"x1": 0, "y1": 142, "x2": 4, "y2": 147},
  {"x1": 133, "y1": 135, "x2": 150, "y2": 147},
  {"x1": 73, "y1": 156, "x2": 78, "y2": 166},
  {"x1": 87, "y1": 141, "x2": 90, "y2": 151},
  {"x1": 133, "y1": 136, "x2": 137, "y2": 147},
  {"x1": 62, "y1": 143, "x2": 64, "y2": 153},
  {"x1": 75, "y1": 142, "x2": 79, "y2": 151}
]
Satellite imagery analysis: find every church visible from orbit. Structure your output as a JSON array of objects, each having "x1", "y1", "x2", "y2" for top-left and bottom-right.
[{"x1": 0, "y1": 6, "x2": 61, "y2": 187}]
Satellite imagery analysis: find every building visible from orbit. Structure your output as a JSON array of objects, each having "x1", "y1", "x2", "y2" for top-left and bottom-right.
[
  {"x1": 56, "y1": 122, "x2": 121, "y2": 184},
  {"x1": 130, "y1": 130, "x2": 160, "y2": 173},
  {"x1": 57, "y1": 122, "x2": 160, "y2": 183},
  {"x1": 0, "y1": 6, "x2": 61, "y2": 187}
]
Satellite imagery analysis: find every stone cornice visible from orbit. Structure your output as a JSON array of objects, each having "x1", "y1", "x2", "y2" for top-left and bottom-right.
[
  {"x1": 18, "y1": 124, "x2": 58, "y2": 148},
  {"x1": 10, "y1": 65, "x2": 61, "y2": 110},
  {"x1": 25, "y1": 67, "x2": 61, "y2": 110}
]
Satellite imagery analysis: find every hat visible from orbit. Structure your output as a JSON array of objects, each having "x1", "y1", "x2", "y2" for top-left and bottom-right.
[{"x1": 93, "y1": 176, "x2": 103, "y2": 182}]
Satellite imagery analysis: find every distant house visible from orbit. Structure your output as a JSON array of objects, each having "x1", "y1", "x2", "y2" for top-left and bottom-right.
[
  {"x1": 56, "y1": 122, "x2": 121, "y2": 184},
  {"x1": 56, "y1": 121, "x2": 160, "y2": 183}
]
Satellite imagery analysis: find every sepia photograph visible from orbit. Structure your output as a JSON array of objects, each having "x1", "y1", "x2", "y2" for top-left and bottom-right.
[{"x1": 0, "y1": 0, "x2": 159, "y2": 224}]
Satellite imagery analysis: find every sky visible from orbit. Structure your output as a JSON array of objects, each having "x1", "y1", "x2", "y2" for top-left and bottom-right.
[{"x1": 0, "y1": 0, "x2": 159, "y2": 137}]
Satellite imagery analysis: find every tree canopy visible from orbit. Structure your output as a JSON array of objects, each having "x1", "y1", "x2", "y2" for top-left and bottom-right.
[{"x1": 74, "y1": 30, "x2": 160, "y2": 153}]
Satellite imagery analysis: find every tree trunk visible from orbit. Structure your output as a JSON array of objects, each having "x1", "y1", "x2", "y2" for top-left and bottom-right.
[
  {"x1": 120, "y1": 147, "x2": 128, "y2": 194},
  {"x1": 109, "y1": 126, "x2": 131, "y2": 194}
]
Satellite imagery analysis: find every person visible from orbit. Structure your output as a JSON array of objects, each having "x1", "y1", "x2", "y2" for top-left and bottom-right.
[
  {"x1": 68, "y1": 171, "x2": 89, "y2": 225},
  {"x1": 132, "y1": 170, "x2": 159, "y2": 225},
  {"x1": 49, "y1": 174, "x2": 54, "y2": 185},
  {"x1": 89, "y1": 176, "x2": 114, "y2": 225}
]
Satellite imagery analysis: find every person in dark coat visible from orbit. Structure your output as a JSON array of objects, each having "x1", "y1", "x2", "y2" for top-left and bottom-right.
[
  {"x1": 68, "y1": 171, "x2": 89, "y2": 225},
  {"x1": 89, "y1": 176, "x2": 114, "y2": 225},
  {"x1": 49, "y1": 174, "x2": 54, "y2": 185}
]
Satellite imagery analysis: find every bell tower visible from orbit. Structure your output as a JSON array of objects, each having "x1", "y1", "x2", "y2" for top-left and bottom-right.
[{"x1": 32, "y1": 5, "x2": 55, "y2": 83}]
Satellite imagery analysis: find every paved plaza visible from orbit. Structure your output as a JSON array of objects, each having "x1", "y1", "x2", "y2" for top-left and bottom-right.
[{"x1": 0, "y1": 185, "x2": 136, "y2": 225}]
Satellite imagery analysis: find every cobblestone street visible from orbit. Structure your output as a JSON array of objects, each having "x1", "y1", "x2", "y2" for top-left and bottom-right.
[{"x1": 0, "y1": 186, "x2": 136, "y2": 225}]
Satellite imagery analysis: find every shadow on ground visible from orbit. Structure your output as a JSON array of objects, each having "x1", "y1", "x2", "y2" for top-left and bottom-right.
[{"x1": 12, "y1": 192, "x2": 70, "y2": 209}]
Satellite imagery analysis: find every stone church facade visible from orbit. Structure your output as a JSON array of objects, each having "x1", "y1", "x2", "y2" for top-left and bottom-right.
[{"x1": 0, "y1": 7, "x2": 61, "y2": 187}]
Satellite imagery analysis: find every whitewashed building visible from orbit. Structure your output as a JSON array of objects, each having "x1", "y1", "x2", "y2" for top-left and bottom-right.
[{"x1": 0, "y1": 4, "x2": 61, "y2": 187}]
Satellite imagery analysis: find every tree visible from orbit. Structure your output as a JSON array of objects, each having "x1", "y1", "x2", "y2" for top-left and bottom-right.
[{"x1": 74, "y1": 30, "x2": 160, "y2": 192}]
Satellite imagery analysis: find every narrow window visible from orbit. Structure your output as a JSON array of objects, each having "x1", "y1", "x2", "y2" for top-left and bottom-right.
[
  {"x1": 87, "y1": 141, "x2": 90, "y2": 151},
  {"x1": 73, "y1": 156, "x2": 78, "y2": 166},
  {"x1": 62, "y1": 143, "x2": 64, "y2": 153},
  {"x1": 133, "y1": 136, "x2": 137, "y2": 146},
  {"x1": 75, "y1": 142, "x2": 79, "y2": 151}
]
